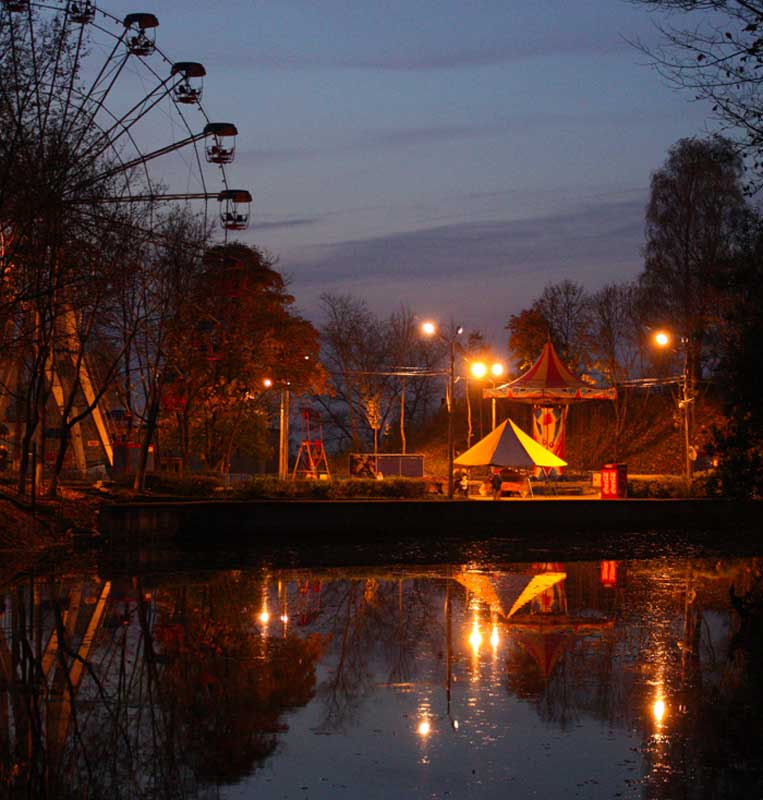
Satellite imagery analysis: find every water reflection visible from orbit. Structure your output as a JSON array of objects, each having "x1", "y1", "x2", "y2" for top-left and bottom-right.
[{"x1": 1, "y1": 556, "x2": 762, "y2": 798}]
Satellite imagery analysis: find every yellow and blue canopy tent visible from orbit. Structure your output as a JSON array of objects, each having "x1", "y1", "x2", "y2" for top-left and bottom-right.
[{"x1": 454, "y1": 418, "x2": 567, "y2": 469}]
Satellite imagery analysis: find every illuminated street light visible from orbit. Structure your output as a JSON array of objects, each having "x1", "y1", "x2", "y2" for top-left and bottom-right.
[
  {"x1": 653, "y1": 330, "x2": 694, "y2": 486},
  {"x1": 654, "y1": 331, "x2": 670, "y2": 348},
  {"x1": 421, "y1": 320, "x2": 463, "y2": 499},
  {"x1": 470, "y1": 359, "x2": 506, "y2": 431},
  {"x1": 470, "y1": 362, "x2": 488, "y2": 380}
]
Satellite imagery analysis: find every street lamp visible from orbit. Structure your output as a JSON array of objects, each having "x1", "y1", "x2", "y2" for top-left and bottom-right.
[
  {"x1": 422, "y1": 320, "x2": 463, "y2": 499},
  {"x1": 653, "y1": 330, "x2": 693, "y2": 486},
  {"x1": 263, "y1": 378, "x2": 291, "y2": 480},
  {"x1": 469, "y1": 360, "x2": 505, "y2": 431}
]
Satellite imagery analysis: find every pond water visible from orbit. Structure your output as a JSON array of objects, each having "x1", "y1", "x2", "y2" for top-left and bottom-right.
[{"x1": 2, "y1": 535, "x2": 763, "y2": 799}]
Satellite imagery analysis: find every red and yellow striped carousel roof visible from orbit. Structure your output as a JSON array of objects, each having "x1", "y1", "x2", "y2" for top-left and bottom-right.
[{"x1": 485, "y1": 342, "x2": 616, "y2": 403}]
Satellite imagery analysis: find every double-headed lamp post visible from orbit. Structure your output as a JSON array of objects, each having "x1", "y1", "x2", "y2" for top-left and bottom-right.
[
  {"x1": 422, "y1": 321, "x2": 463, "y2": 499},
  {"x1": 469, "y1": 360, "x2": 505, "y2": 431},
  {"x1": 654, "y1": 330, "x2": 693, "y2": 486}
]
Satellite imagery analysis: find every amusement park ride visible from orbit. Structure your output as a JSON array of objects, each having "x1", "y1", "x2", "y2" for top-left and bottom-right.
[
  {"x1": 292, "y1": 407, "x2": 331, "y2": 480},
  {"x1": 0, "y1": 1, "x2": 252, "y2": 477}
]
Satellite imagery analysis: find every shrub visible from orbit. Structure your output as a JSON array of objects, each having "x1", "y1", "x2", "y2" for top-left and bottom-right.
[
  {"x1": 626, "y1": 475, "x2": 710, "y2": 498},
  {"x1": 232, "y1": 476, "x2": 428, "y2": 500},
  {"x1": 142, "y1": 472, "x2": 223, "y2": 497}
]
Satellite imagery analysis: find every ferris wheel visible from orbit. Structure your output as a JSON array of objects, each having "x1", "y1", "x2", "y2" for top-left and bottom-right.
[{"x1": 0, "y1": 0, "x2": 252, "y2": 244}]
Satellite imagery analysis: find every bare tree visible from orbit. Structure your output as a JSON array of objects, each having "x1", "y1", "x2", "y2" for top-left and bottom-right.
[
  {"x1": 318, "y1": 294, "x2": 441, "y2": 455},
  {"x1": 630, "y1": 1, "x2": 763, "y2": 187},
  {"x1": 536, "y1": 280, "x2": 593, "y2": 373}
]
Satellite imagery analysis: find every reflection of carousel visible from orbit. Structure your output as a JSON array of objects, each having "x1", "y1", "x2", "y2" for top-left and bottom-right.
[{"x1": 454, "y1": 564, "x2": 616, "y2": 685}]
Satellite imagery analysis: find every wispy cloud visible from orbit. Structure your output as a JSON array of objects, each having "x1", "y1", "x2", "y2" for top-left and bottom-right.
[
  {"x1": 238, "y1": 113, "x2": 655, "y2": 163},
  {"x1": 280, "y1": 196, "x2": 647, "y2": 339},
  {"x1": 252, "y1": 216, "x2": 321, "y2": 231},
  {"x1": 205, "y1": 34, "x2": 635, "y2": 73}
]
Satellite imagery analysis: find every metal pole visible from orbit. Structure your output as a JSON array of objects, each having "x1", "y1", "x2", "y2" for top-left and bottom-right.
[
  {"x1": 278, "y1": 388, "x2": 289, "y2": 480},
  {"x1": 491, "y1": 397, "x2": 496, "y2": 431},
  {"x1": 466, "y1": 377, "x2": 472, "y2": 449},
  {"x1": 682, "y1": 368, "x2": 692, "y2": 488},
  {"x1": 447, "y1": 339, "x2": 455, "y2": 499},
  {"x1": 400, "y1": 377, "x2": 406, "y2": 455}
]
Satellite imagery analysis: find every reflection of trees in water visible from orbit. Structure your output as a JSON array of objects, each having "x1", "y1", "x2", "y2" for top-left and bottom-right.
[
  {"x1": 3, "y1": 558, "x2": 763, "y2": 797},
  {"x1": 0, "y1": 570, "x2": 323, "y2": 798},
  {"x1": 638, "y1": 559, "x2": 763, "y2": 799},
  {"x1": 506, "y1": 559, "x2": 763, "y2": 768},
  {"x1": 315, "y1": 576, "x2": 443, "y2": 731}
]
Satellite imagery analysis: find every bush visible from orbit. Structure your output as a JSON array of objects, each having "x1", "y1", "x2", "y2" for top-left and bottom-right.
[
  {"x1": 626, "y1": 475, "x2": 710, "y2": 498},
  {"x1": 232, "y1": 476, "x2": 428, "y2": 500},
  {"x1": 143, "y1": 472, "x2": 223, "y2": 497}
]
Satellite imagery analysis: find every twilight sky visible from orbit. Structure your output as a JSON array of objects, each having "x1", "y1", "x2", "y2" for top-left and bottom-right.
[{"x1": 109, "y1": 0, "x2": 714, "y2": 346}]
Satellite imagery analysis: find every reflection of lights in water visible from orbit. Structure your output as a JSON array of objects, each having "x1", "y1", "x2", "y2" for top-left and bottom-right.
[
  {"x1": 652, "y1": 698, "x2": 666, "y2": 725},
  {"x1": 469, "y1": 621, "x2": 482, "y2": 654},
  {"x1": 490, "y1": 625, "x2": 500, "y2": 651},
  {"x1": 259, "y1": 610, "x2": 270, "y2": 623},
  {"x1": 280, "y1": 614, "x2": 289, "y2": 623},
  {"x1": 417, "y1": 719, "x2": 431, "y2": 736},
  {"x1": 451, "y1": 719, "x2": 459, "y2": 730}
]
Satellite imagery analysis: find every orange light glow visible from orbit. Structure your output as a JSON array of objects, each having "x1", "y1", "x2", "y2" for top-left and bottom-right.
[
  {"x1": 490, "y1": 625, "x2": 500, "y2": 650},
  {"x1": 490, "y1": 363, "x2": 504, "y2": 378},
  {"x1": 469, "y1": 621, "x2": 483, "y2": 654},
  {"x1": 470, "y1": 362, "x2": 488, "y2": 379},
  {"x1": 652, "y1": 698, "x2": 666, "y2": 725},
  {"x1": 417, "y1": 719, "x2": 431, "y2": 736},
  {"x1": 263, "y1": 378, "x2": 273, "y2": 388},
  {"x1": 259, "y1": 610, "x2": 270, "y2": 623},
  {"x1": 421, "y1": 321, "x2": 436, "y2": 336},
  {"x1": 654, "y1": 331, "x2": 670, "y2": 348}
]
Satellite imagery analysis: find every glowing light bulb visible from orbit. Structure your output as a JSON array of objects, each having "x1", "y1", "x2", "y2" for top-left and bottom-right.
[{"x1": 470, "y1": 362, "x2": 487, "y2": 379}]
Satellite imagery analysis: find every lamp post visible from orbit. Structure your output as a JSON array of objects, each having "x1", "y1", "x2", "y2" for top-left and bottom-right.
[
  {"x1": 264, "y1": 378, "x2": 290, "y2": 480},
  {"x1": 469, "y1": 361, "x2": 505, "y2": 432},
  {"x1": 422, "y1": 321, "x2": 463, "y2": 499},
  {"x1": 654, "y1": 331, "x2": 693, "y2": 487}
]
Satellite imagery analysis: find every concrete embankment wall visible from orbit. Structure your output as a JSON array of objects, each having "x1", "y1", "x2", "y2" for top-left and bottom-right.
[{"x1": 98, "y1": 498, "x2": 763, "y2": 544}]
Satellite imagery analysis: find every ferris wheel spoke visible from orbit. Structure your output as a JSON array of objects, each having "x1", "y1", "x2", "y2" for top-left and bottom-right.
[
  {"x1": 6, "y1": 11, "x2": 26, "y2": 134},
  {"x1": 76, "y1": 131, "x2": 208, "y2": 191},
  {"x1": 77, "y1": 76, "x2": 174, "y2": 165},
  {"x1": 92, "y1": 192, "x2": 215, "y2": 204},
  {"x1": 55, "y1": 11, "x2": 87, "y2": 141},
  {"x1": 23, "y1": 3, "x2": 46, "y2": 140},
  {"x1": 61, "y1": 29, "x2": 127, "y2": 142},
  {"x1": 134, "y1": 52, "x2": 219, "y2": 204}
]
